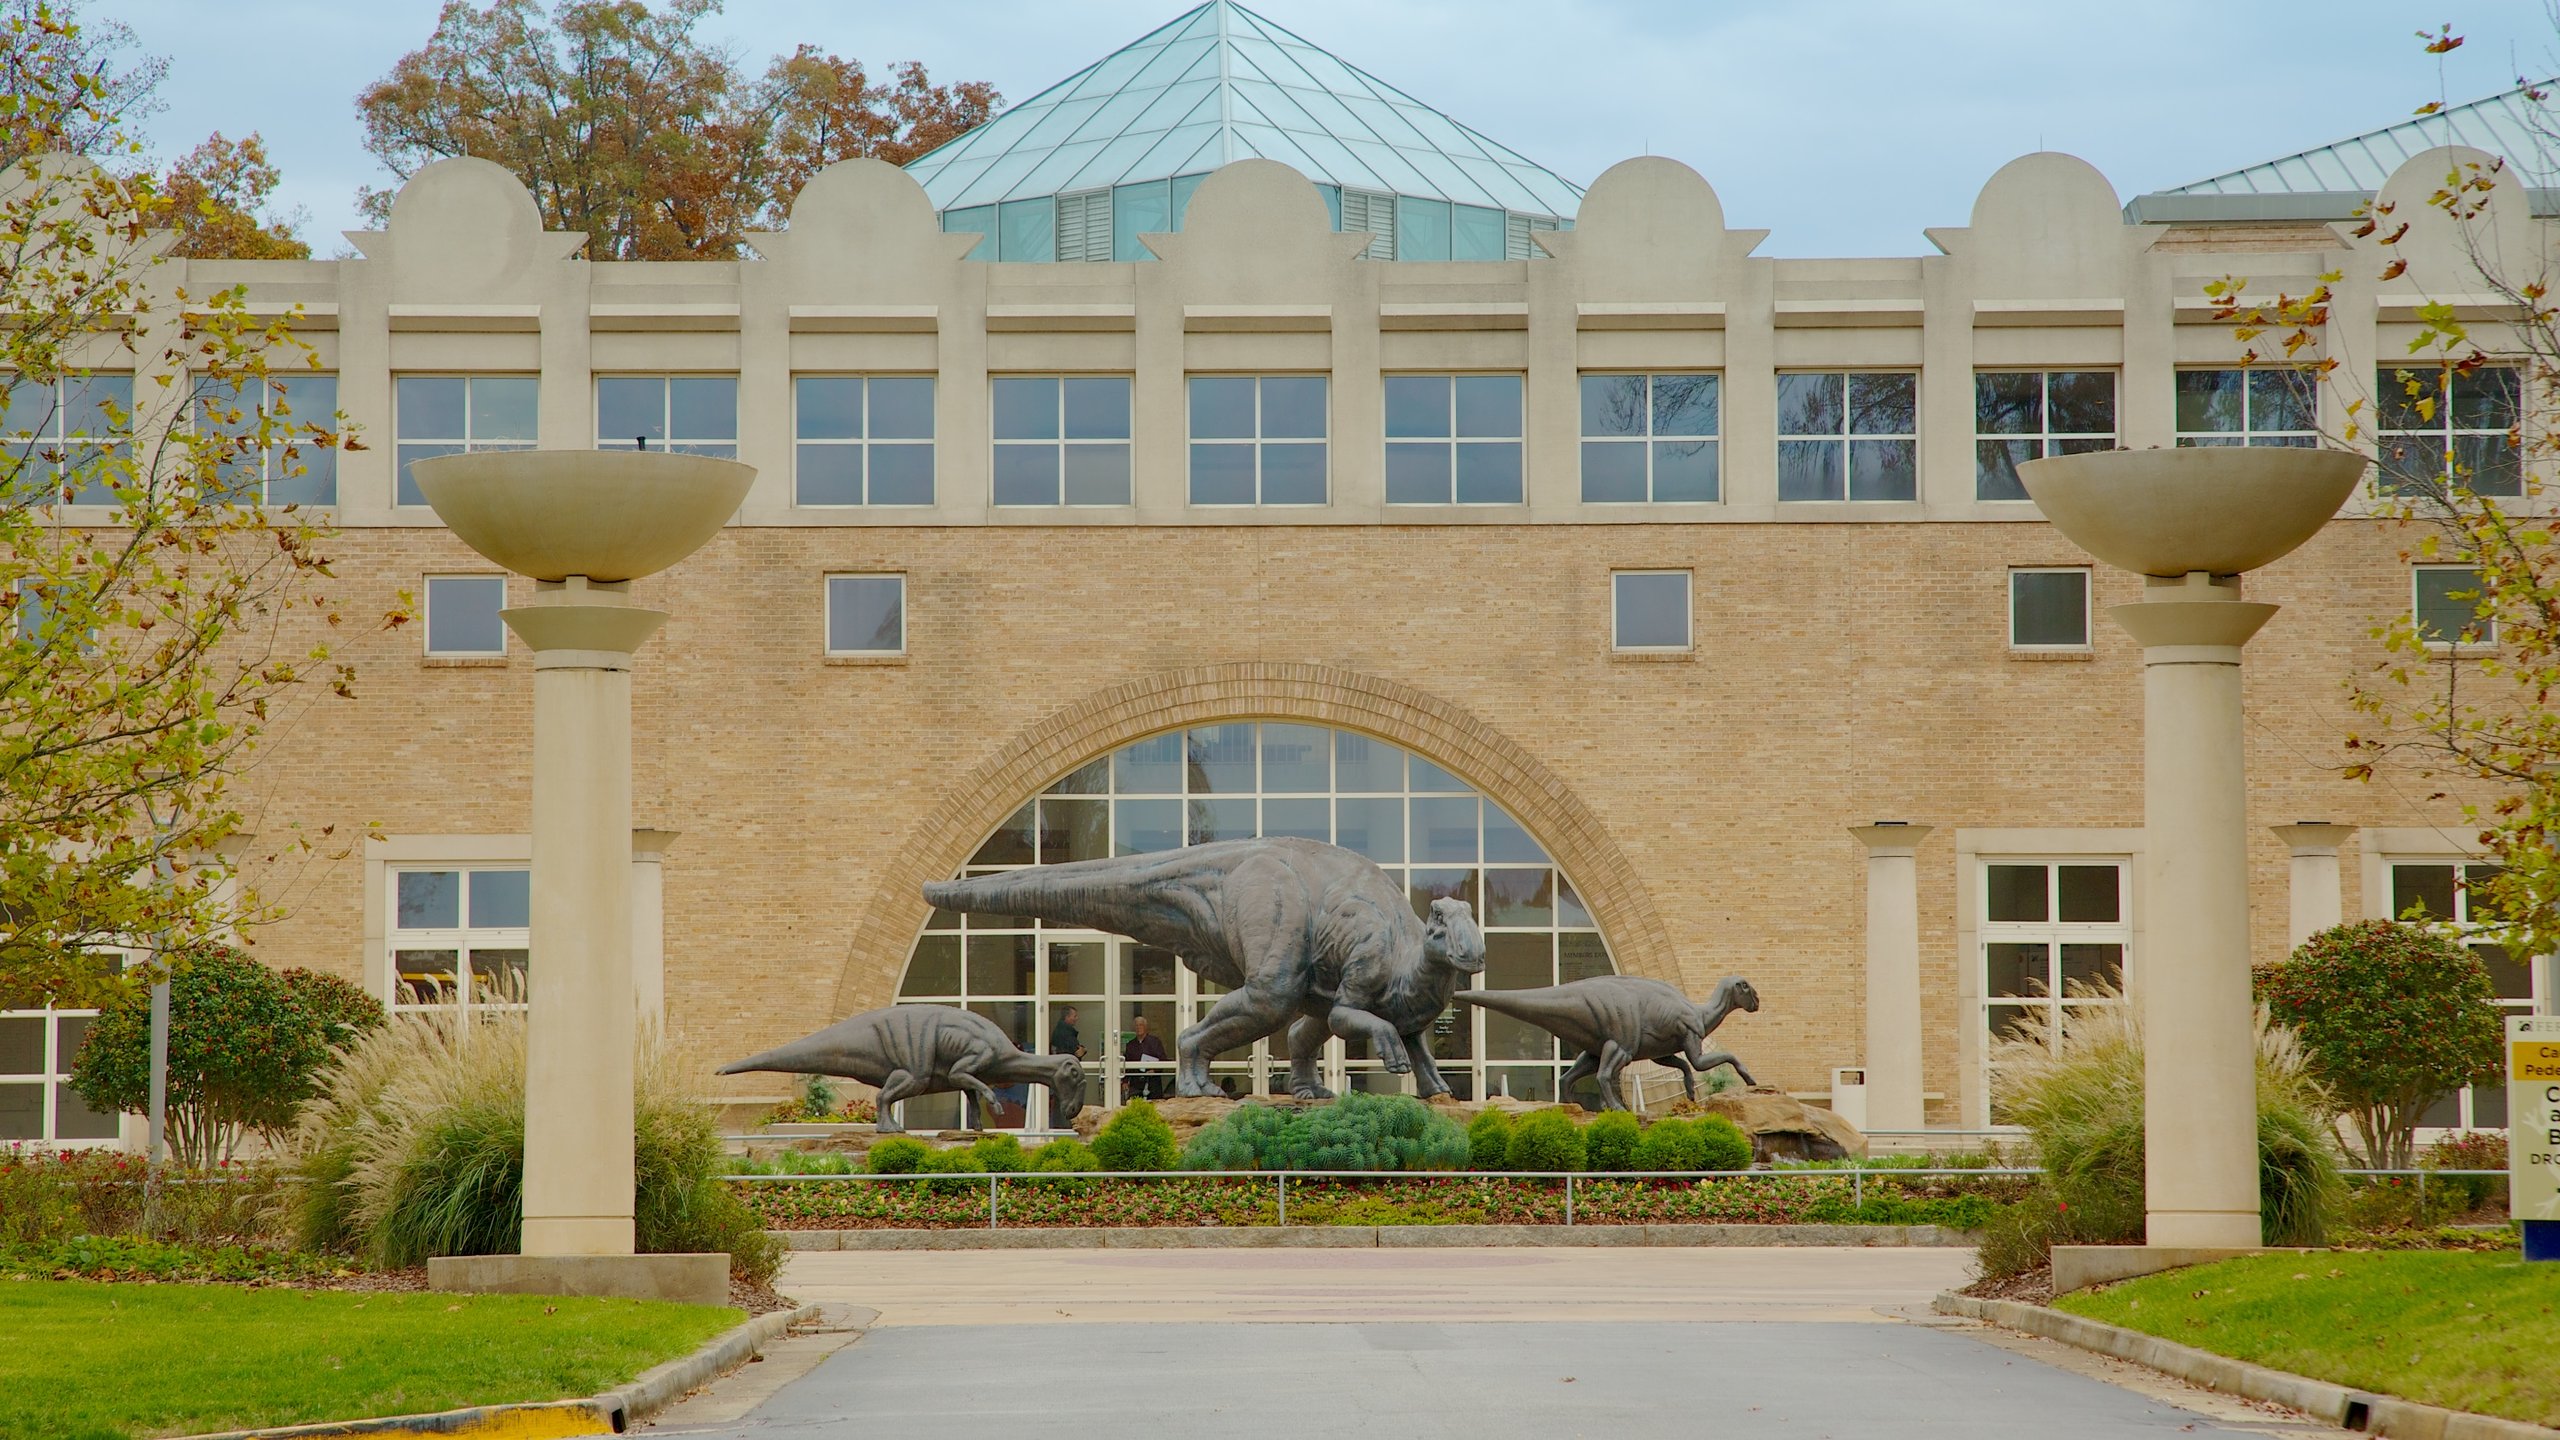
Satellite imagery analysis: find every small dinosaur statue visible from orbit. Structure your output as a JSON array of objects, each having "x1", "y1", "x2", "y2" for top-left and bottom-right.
[
  {"x1": 718, "y1": 1004, "x2": 1083, "y2": 1133},
  {"x1": 921, "y1": 837, "x2": 1484, "y2": 1100},
  {"x1": 1455, "y1": 974, "x2": 1758, "y2": 1112}
]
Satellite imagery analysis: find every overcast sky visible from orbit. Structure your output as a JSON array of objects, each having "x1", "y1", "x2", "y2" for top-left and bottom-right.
[{"x1": 109, "y1": 0, "x2": 2558, "y2": 258}]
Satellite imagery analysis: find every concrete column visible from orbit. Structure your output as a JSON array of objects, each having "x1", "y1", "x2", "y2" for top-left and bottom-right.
[
  {"x1": 1848, "y1": 823, "x2": 1932, "y2": 1132},
  {"x1": 2268, "y1": 823, "x2": 2353, "y2": 949},
  {"x1": 503, "y1": 578, "x2": 667, "y2": 1258},
  {"x1": 2111, "y1": 572, "x2": 2276, "y2": 1250},
  {"x1": 630, "y1": 829, "x2": 679, "y2": 1028}
]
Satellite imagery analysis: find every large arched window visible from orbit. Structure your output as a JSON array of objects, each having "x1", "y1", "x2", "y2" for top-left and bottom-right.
[{"x1": 894, "y1": 721, "x2": 1616, "y2": 1129}]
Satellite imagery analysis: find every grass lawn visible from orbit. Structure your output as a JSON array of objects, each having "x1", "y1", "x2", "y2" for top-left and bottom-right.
[
  {"x1": 0, "y1": 1280, "x2": 741, "y2": 1440},
  {"x1": 2055, "y1": 1251, "x2": 2560, "y2": 1428}
]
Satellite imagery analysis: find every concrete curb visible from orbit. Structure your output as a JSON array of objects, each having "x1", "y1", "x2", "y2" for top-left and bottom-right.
[
  {"x1": 775, "y1": 1222, "x2": 1975, "y2": 1250},
  {"x1": 175, "y1": 1304, "x2": 825, "y2": 1440},
  {"x1": 1934, "y1": 1291, "x2": 2560, "y2": 1439}
]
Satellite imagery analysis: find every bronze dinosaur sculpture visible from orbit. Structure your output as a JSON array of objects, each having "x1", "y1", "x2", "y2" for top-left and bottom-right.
[
  {"x1": 1456, "y1": 974, "x2": 1758, "y2": 1111},
  {"x1": 718, "y1": 1005, "x2": 1083, "y2": 1133}
]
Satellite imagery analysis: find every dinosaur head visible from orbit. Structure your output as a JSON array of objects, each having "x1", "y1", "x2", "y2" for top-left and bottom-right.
[
  {"x1": 1424, "y1": 897, "x2": 1485, "y2": 976},
  {"x1": 1046, "y1": 1055, "x2": 1086, "y2": 1130},
  {"x1": 1719, "y1": 976, "x2": 1761, "y2": 1013}
]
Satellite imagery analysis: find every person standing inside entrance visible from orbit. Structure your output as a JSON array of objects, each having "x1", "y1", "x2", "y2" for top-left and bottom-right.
[
  {"x1": 1050, "y1": 1005, "x2": 1086, "y2": 1060},
  {"x1": 1123, "y1": 1014, "x2": 1170, "y2": 1099}
]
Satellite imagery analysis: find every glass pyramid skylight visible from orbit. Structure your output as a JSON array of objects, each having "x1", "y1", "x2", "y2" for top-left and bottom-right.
[
  {"x1": 2126, "y1": 83, "x2": 2560, "y2": 220},
  {"x1": 904, "y1": 1, "x2": 1584, "y2": 261}
]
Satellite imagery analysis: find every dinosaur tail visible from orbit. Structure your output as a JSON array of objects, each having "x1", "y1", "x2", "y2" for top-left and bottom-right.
[
  {"x1": 921, "y1": 854, "x2": 1177, "y2": 930},
  {"x1": 1449, "y1": 987, "x2": 1563, "y2": 1023},
  {"x1": 716, "y1": 1031, "x2": 841, "y2": 1077}
]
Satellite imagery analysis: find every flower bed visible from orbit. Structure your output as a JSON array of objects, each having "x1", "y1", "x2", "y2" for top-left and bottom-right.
[{"x1": 736, "y1": 1172, "x2": 2016, "y2": 1230}]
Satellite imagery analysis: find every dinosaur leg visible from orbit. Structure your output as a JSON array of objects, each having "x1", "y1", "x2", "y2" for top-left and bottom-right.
[
  {"x1": 1403, "y1": 1033, "x2": 1452, "y2": 1099},
  {"x1": 1591, "y1": 1041, "x2": 1635, "y2": 1112},
  {"x1": 871, "y1": 1069, "x2": 919, "y2": 1133},
  {"x1": 1559, "y1": 1050, "x2": 1601, "y2": 1103},
  {"x1": 1327, "y1": 1005, "x2": 1410, "y2": 1075},
  {"x1": 1696, "y1": 1047, "x2": 1757, "y2": 1088},
  {"x1": 943, "y1": 1062, "x2": 1004, "y2": 1127},
  {"x1": 1178, "y1": 984, "x2": 1296, "y2": 1098},
  {"x1": 1668, "y1": 1051, "x2": 1701, "y2": 1101},
  {"x1": 1285, "y1": 1014, "x2": 1334, "y2": 1100}
]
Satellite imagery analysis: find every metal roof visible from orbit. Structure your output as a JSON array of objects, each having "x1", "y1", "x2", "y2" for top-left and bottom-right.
[
  {"x1": 2127, "y1": 84, "x2": 2560, "y2": 221},
  {"x1": 902, "y1": 1, "x2": 1585, "y2": 217}
]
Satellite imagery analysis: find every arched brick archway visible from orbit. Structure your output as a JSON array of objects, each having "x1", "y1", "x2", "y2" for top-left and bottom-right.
[{"x1": 828, "y1": 661, "x2": 1676, "y2": 1014}]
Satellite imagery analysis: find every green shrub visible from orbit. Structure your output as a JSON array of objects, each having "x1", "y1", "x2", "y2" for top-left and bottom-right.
[
  {"x1": 865, "y1": 1136, "x2": 931, "y2": 1174},
  {"x1": 1179, "y1": 1102, "x2": 1294, "y2": 1170},
  {"x1": 1031, "y1": 1138, "x2": 1100, "y2": 1172},
  {"x1": 970, "y1": 1133, "x2": 1029, "y2": 1173},
  {"x1": 920, "y1": 1145, "x2": 983, "y2": 1193},
  {"x1": 1633, "y1": 1116, "x2": 1700, "y2": 1171},
  {"x1": 2423, "y1": 1131, "x2": 2508, "y2": 1211},
  {"x1": 1584, "y1": 1111, "x2": 1640, "y2": 1171},
  {"x1": 1505, "y1": 1109, "x2": 1585, "y2": 1172},
  {"x1": 1093, "y1": 1099, "x2": 1179, "y2": 1172},
  {"x1": 1692, "y1": 1116, "x2": 1753, "y2": 1172},
  {"x1": 1465, "y1": 1109, "x2": 1514, "y2": 1170},
  {"x1": 1178, "y1": 1094, "x2": 1470, "y2": 1172}
]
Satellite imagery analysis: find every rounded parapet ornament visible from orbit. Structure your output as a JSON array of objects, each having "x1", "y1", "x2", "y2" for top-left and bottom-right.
[
  {"x1": 413, "y1": 450, "x2": 754, "y2": 582},
  {"x1": 2018, "y1": 448, "x2": 2363, "y2": 577}
]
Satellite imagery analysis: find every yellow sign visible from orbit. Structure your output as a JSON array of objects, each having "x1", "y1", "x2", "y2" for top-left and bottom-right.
[{"x1": 2513, "y1": 1017, "x2": 2560, "y2": 1224}]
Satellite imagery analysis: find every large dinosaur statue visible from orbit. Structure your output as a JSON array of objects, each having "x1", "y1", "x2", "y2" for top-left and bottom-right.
[
  {"x1": 718, "y1": 1005, "x2": 1083, "y2": 1133},
  {"x1": 1456, "y1": 974, "x2": 1759, "y2": 1112},
  {"x1": 920, "y1": 837, "x2": 1485, "y2": 1100}
]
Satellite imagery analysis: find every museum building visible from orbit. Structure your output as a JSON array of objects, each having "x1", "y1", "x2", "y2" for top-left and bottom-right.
[{"x1": 4, "y1": 1, "x2": 2555, "y2": 1144}]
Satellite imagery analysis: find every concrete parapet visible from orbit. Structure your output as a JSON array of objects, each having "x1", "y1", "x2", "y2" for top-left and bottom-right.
[{"x1": 427, "y1": 1252, "x2": 730, "y2": 1307}]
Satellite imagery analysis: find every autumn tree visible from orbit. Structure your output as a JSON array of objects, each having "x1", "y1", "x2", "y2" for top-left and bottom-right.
[
  {"x1": 354, "y1": 0, "x2": 999, "y2": 260},
  {"x1": 1, "y1": 9, "x2": 363, "y2": 1007},
  {"x1": 157, "y1": 132, "x2": 311, "y2": 260},
  {"x1": 0, "y1": 0, "x2": 165, "y2": 164}
]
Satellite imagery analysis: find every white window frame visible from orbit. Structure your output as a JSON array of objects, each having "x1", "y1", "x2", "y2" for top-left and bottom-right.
[
  {"x1": 1185, "y1": 374, "x2": 1330, "y2": 508},
  {"x1": 422, "y1": 574, "x2": 509, "y2": 658},
  {"x1": 0, "y1": 992, "x2": 126, "y2": 1149},
  {"x1": 790, "y1": 374, "x2": 938, "y2": 508},
  {"x1": 2376, "y1": 362, "x2": 2523, "y2": 497},
  {"x1": 384, "y1": 863, "x2": 532, "y2": 1023},
  {"x1": 825, "y1": 573, "x2": 907, "y2": 657},
  {"x1": 1974, "y1": 369, "x2": 2117, "y2": 502},
  {"x1": 200, "y1": 372, "x2": 338, "y2": 506},
  {"x1": 1610, "y1": 569, "x2": 1693, "y2": 653},
  {"x1": 593, "y1": 374, "x2": 739, "y2": 458},
  {"x1": 989, "y1": 374, "x2": 1134, "y2": 508},
  {"x1": 2009, "y1": 566, "x2": 2093, "y2": 652},
  {"x1": 1975, "y1": 856, "x2": 2134, "y2": 1123},
  {"x1": 1955, "y1": 828, "x2": 2145, "y2": 1128},
  {"x1": 2374, "y1": 852, "x2": 2549, "y2": 1135},
  {"x1": 393, "y1": 374, "x2": 539, "y2": 508},
  {"x1": 2172, "y1": 366, "x2": 2318, "y2": 449},
  {"x1": 1775, "y1": 369, "x2": 1919, "y2": 502},
  {"x1": 1579, "y1": 372, "x2": 1722, "y2": 505},
  {"x1": 4, "y1": 371, "x2": 132, "y2": 505},
  {"x1": 2413, "y1": 564, "x2": 2496, "y2": 649},
  {"x1": 1382, "y1": 372, "x2": 1526, "y2": 507}
]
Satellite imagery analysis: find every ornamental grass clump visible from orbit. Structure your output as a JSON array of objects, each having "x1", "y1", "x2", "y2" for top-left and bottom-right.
[{"x1": 1177, "y1": 1093, "x2": 1469, "y2": 1172}]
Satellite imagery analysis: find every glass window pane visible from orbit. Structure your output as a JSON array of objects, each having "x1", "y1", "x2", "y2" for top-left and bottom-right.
[
  {"x1": 902, "y1": 936, "x2": 960, "y2": 996},
  {"x1": 867, "y1": 444, "x2": 933, "y2": 505},
  {"x1": 1384, "y1": 376, "x2": 1451, "y2": 438},
  {"x1": 0, "y1": 1016, "x2": 42, "y2": 1075},
  {"x1": 1612, "y1": 571, "x2": 1690, "y2": 649},
  {"x1": 2390, "y1": 863, "x2": 2458, "y2": 921},
  {"x1": 1187, "y1": 723, "x2": 1257, "y2": 795},
  {"x1": 1485, "y1": 931, "x2": 1555, "y2": 991},
  {"x1": 1485, "y1": 867, "x2": 1553, "y2": 926},
  {"x1": 1410, "y1": 757, "x2": 1468, "y2": 793},
  {"x1": 596, "y1": 377, "x2": 665, "y2": 445},
  {"x1": 2471, "y1": 943, "x2": 2533, "y2": 1001},
  {"x1": 827, "y1": 576, "x2": 904, "y2": 654},
  {"x1": 2011, "y1": 571, "x2": 2088, "y2": 647},
  {"x1": 1976, "y1": 438, "x2": 2033, "y2": 501},
  {"x1": 1046, "y1": 940, "x2": 1106, "y2": 998},
  {"x1": 426, "y1": 576, "x2": 506, "y2": 655},
  {"x1": 1454, "y1": 442, "x2": 1521, "y2": 504},
  {"x1": 1409, "y1": 867, "x2": 1478, "y2": 920},
  {"x1": 993, "y1": 445, "x2": 1062, "y2": 506},
  {"x1": 1777, "y1": 439, "x2": 1842, "y2": 501},
  {"x1": 2375, "y1": 367, "x2": 2442, "y2": 432},
  {"x1": 2246, "y1": 369, "x2": 2315, "y2": 434},
  {"x1": 1262, "y1": 796, "x2": 1329, "y2": 841},
  {"x1": 967, "y1": 935, "x2": 1037, "y2": 997},
  {"x1": 669, "y1": 376, "x2": 735, "y2": 439},
  {"x1": 1650, "y1": 375, "x2": 1718, "y2": 437},
  {"x1": 1452, "y1": 203, "x2": 1506, "y2": 261},
  {"x1": 2047, "y1": 372, "x2": 2115, "y2": 434},
  {"x1": 0, "y1": 1082, "x2": 43, "y2": 1139},
  {"x1": 1112, "y1": 178, "x2": 1170, "y2": 262},
  {"x1": 1580, "y1": 375, "x2": 1647, "y2": 438},
  {"x1": 1260, "y1": 443, "x2": 1326, "y2": 504},
  {"x1": 1334, "y1": 796, "x2": 1404, "y2": 862},
  {"x1": 1063, "y1": 444, "x2": 1131, "y2": 505},
  {"x1": 1260, "y1": 378, "x2": 1326, "y2": 440},
  {"x1": 1257, "y1": 723, "x2": 1327, "y2": 793},
  {"x1": 1063, "y1": 377, "x2": 1131, "y2": 439},
  {"x1": 470, "y1": 378, "x2": 538, "y2": 441},
  {"x1": 62, "y1": 373, "x2": 127, "y2": 436},
  {"x1": 2457, "y1": 432, "x2": 2523, "y2": 497},
  {"x1": 1975, "y1": 372, "x2": 2041, "y2": 435},
  {"x1": 1776, "y1": 372, "x2": 1843, "y2": 437},
  {"x1": 997, "y1": 196, "x2": 1056, "y2": 262},
  {"x1": 1123, "y1": 946, "x2": 1179, "y2": 995},
  {"x1": 1555, "y1": 876, "x2": 1594, "y2": 929},
  {"x1": 2056, "y1": 865, "x2": 2120, "y2": 923},
  {"x1": 1482, "y1": 807, "x2": 1547, "y2": 864},
  {"x1": 396, "y1": 376, "x2": 465, "y2": 440},
  {"x1": 1581, "y1": 441, "x2": 1646, "y2": 503},
  {"x1": 993, "y1": 378, "x2": 1060, "y2": 441},
  {"x1": 1187, "y1": 796, "x2": 1255, "y2": 845},
  {"x1": 1987, "y1": 942, "x2": 2048, "y2": 998},
  {"x1": 469, "y1": 869, "x2": 530, "y2": 929},
  {"x1": 1038, "y1": 796, "x2": 1109, "y2": 863},
  {"x1": 972, "y1": 803, "x2": 1037, "y2": 867},
  {"x1": 2452, "y1": 366, "x2": 2520, "y2": 430},
  {"x1": 2060, "y1": 943, "x2": 2123, "y2": 993},
  {"x1": 1189, "y1": 377, "x2": 1256, "y2": 439},
  {"x1": 54, "y1": 1078, "x2": 119, "y2": 1139},
  {"x1": 1334, "y1": 732, "x2": 1404, "y2": 792},
  {"x1": 1115, "y1": 733, "x2": 1183, "y2": 793},
  {"x1": 1385, "y1": 442, "x2": 1452, "y2": 504},
  {"x1": 796, "y1": 444, "x2": 861, "y2": 505},
  {"x1": 1849, "y1": 439, "x2": 1917, "y2": 501},
  {"x1": 1848, "y1": 372, "x2": 1916, "y2": 435},
  {"x1": 1411, "y1": 796, "x2": 1479, "y2": 862},
  {"x1": 2472, "y1": 1083, "x2": 2508, "y2": 1129},
  {"x1": 1651, "y1": 440, "x2": 1718, "y2": 502},
  {"x1": 469, "y1": 948, "x2": 528, "y2": 1002},
  {"x1": 2176, "y1": 370, "x2": 2243, "y2": 434},
  {"x1": 1454, "y1": 375, "x2": 1521, "y2": 437},
  {"x1": 1114, "y1": 799, "x2": 1182, "y2": 855},
  {"x1": 796, "y1": 377, "x2": 862, "y2": 439},
  {"x1": 943, "y1": 204, "x2": 996, "y2": 260},
  {"x1": 1395, "y1": 196, "x2": 1453, "y2": 261},
  {"x1": 1986, "y1": 864, "x2": 2048, "y2": 923},
  {"x1": 867, "y1": 378, "x2": 934, "y2": 440},
  {"x1": 397, "y1": 870, "x2": 462, "y2": 930},
  {"x1": 1190, "y1": 443, "x2": 1255, "y2": 504},
  {"x1": 2414, "y1": 567, "x2": 2486, "y2": 643}
]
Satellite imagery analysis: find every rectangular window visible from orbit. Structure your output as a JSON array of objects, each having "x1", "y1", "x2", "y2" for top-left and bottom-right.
[
  {"x1": 1581, "y1": 374, "x2": 1719, "y2": 503},
  {"x1": 389, "y1": 867, "x2": 530, "y2": 1017},
  {"x1": 1611, "y1": 570, "x2": 1691, "y2": 651},
  {"x1": 2413, "y1": 565, "x2": 2493, "y2": 647},
  {"x1": 2174, "y1": 368, "x2": 2316, "y2": 448},
  {"x1": 395, "y1": 375, "x2": 537, "y2": 507},
  {"x1": 1975, "y1": 370, "x2": 2115, "y2": 501},
  {"x1": 424, "y1": 575, "x2": 507, "y2": 657},
  {"x1": 1980, "y1": 859, "x2": 2131, "y2": 1119},
  {"x1": 2010, "y1": 568, "x2": 2091, "y2": 650},
  {"x1": 595, "y1": 375, "x2": 737, "y2": 457},
  {"x1": 199, "y1": 373, "x2": 338, "y2": 505},
  {"x1": 0, "y1": 1003, "x2": 119, "y2": 1144},
  {"x1": 2, "y1": 372, "x2": 132, "y2": 505},
  {"x1": 1384, "y1": 374, "x2": 1524, "y2": 505},
  {"x1": 793, "y1": 376, "x2": 935, "y2": 507},
  {"x1": 1778, "y1": 371, "x2": 1917, "y2": 501},
  {"x1": 1187, "y1": 376, "x2": 1327, "y2": 506},
  {"x1": 992, "y1": 376, "x2": 1133, "y2": 506},
  {"x1": 826, "y1": 573, "x2": 906, "y2": 655},
  {"x1": 2388, "y1": 859, "x2": 2543, "y2": 1132},
  {"x1": 2378, "y1": 364, "x2": 2522, "y2": 496}
]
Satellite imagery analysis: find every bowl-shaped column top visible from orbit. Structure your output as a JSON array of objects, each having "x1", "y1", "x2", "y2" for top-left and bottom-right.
[
  {"x1": 2019, "y1": 448, "x2": 2364, "y2": 577},
  {"x1": 414, "y1": 450, "x2": 755, "y2": 582}
]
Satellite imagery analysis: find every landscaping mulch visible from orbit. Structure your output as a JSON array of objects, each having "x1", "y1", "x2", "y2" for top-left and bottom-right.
[{"x1": 1957, "y1": 1262, "x2": 2052, "y2": 1306}]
